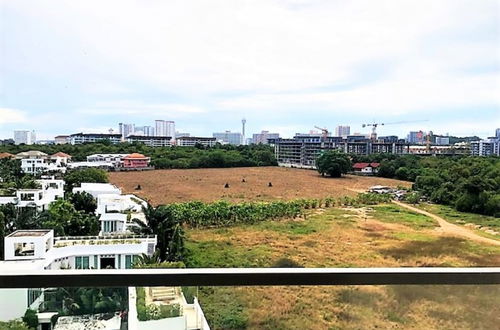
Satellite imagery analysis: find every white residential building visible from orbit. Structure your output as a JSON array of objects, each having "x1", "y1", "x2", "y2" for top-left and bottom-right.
[
  {"x1": 335, "y1": 126, "x2": 350, "y2": 138},
  {"x1": 17, "y1": 151, "x2": 70, "y2": 174},
  {"x1": 177, "y1": 136, "x2": 217, "y2": 147},
  {"x1": 470, "y1": 139, "x2": 500, "y2": 156},
  {"x1": 0, "y1": 230, "x2": 157, "y2": 321},
  {"x1": 73, "y1": 183, "x2": 122, "y2": 199},
  {"x1": 14, "y1": 130, "x2": 36, "y2": 145},
  {"x1": 96, "y1": 193, "x2": 147, "y2": 234},
  {"x1": 155, "y1": 120, "x2": 175, "y2": 138}
]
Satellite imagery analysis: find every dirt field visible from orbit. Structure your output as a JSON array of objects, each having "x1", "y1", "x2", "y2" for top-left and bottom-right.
[{"x1": 108, "y1": 167, "x2": 410, "y2": 205}]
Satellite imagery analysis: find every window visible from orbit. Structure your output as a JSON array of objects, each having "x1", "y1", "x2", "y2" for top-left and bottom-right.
[
  {"x1": 103, "y1": 221, "x2": 117, "y2": 233},
  {"x1": 75, "y1": 256, "x2": 90, "y2": 269},
  {"x1": 125, "y1": 255, "x2": 138, "y2": 269},
  {"x1": 14, "y1": 242, "x2": 35, "y2": 256}
]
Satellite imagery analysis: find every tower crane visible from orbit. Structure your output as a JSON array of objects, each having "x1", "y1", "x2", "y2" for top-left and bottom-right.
[
  {"x1": 314, "y1": 126, "x2": 329, "y2": 141},
  {"x1": 362, "y1": 120, "x2": 428, "y2": 141}
]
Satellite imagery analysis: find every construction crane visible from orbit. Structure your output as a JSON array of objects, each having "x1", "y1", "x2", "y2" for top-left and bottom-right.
[
  {"x1": 362, "y1": 120, "x2": 428, "y2": 141},
  {"x1": 314, "y1": 126, "x2": 329, "y2": 141}
]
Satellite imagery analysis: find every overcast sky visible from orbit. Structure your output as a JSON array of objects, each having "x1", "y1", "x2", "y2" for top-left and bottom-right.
[{"x1": 1, "y1": 0, "x2": 499, "y2": 140}]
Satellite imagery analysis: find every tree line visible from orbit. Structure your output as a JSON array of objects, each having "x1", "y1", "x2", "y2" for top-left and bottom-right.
[
  {"x1": 317, "y1": 151, "x2": 499, "y2": 217},
  {"x1": 0, "y1": 142, "x2": 277, "y2": 168}
]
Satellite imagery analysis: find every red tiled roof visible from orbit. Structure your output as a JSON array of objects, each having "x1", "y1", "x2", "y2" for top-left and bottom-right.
[
  {"x1": 51, "y1": 152, "x2": 71, "y2": 158},
  {"x1": 353, "y1": 162, "x2": 370, "y2": 169},
  {"x1": 353, "y1": 162, "x2": 380, "y2": 169},
  {"x1": 123, "y1": 153, "x2": 148, "y2": 159},
  {"x1": 0, "y1": 152, "x2": 14, "y2": 159}
]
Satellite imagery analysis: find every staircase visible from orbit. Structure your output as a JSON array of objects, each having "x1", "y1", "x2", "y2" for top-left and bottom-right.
[{"x1": 151, "y1": 287, "x2": 177, "y2": 302}]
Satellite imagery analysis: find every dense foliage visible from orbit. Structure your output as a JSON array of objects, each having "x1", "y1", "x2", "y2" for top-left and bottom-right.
[
  {"x1": 22, "y1": 310, "x2": 38, "y2": 329},
  {"x1": 0, "y1": 143, "x2": 277, "y2": 169},
  {"x1": 351, "y1": 154, "x2": 500, "y2": 217},
  {"x1": 64, "y1": 168, "x2": 108, "y2": 192},
  {"x1": 0, "y1": 320, "x2": 30, "y2": 330},
  {"x1": 317, "y1": 151, "x2": 352, "y2": 177},
  {"x1": 42, "y1": 287, "x2": 127, "y2": 316}
]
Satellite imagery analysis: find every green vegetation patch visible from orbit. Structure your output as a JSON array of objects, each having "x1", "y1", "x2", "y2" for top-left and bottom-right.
[
  {"x1": 185, "y1": 240, "x2": 272, "y2": 268},
  {"x1": 198, "y1": 287, "x2": 248, "y2": 330},
  {"x1": 419, "y1": 203, "x2": 500, "y2": 230},
  {"x1": 371, "y1": 204, "x2": 437, "y2": 229}
]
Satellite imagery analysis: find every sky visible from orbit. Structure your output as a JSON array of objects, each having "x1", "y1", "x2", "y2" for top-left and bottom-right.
[{"x1": 0, "y1": 0, "x2": 499, "y2": 140}]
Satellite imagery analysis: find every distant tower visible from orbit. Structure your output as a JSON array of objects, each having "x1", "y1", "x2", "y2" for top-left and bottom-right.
[{"x1": 241, "y1": 118, "x2": 246, "y2": 145}]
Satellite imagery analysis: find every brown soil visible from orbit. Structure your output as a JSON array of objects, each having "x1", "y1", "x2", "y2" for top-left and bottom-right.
[{"x1": 108, "y1": 167, "x2": 410, "y2": 205}]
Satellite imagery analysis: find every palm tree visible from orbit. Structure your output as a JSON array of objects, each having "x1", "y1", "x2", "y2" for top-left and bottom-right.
[{"x1": 132, "y1": 203, "x2": 185, "y2": 262}]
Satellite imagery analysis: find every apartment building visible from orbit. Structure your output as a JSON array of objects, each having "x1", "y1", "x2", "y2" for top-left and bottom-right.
[
  {"x1": 69, "y1": 133, "x2": 122, "y2": 145},
  {"x1": 177, "y1": 136, "x2": 217, "y2": 147},
  {"x1": 14, "y1": 130, "x2": 36, "y2": 145},
  {"x1": 127, "y1": 135, "x2": 172, "y2": 147},
  {"x1": 252, "y1": 131, "x2": 280, "y2": 144},
  {"x1": 213, "y1": 131, "x2": 243, "y2": 145}
]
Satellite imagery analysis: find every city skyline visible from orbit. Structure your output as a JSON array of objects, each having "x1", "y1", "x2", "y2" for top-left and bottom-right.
[{"x1": 1, "y1": 0, "x2": 499, "y2": 140}]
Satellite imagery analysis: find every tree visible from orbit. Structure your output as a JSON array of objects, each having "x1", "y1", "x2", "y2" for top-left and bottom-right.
[
  {"x1": 132, "y1": 204, "x2": 185, "y2": 262},
  {"x1": 70, "y1": 192, "x2": 97, "y2": 214},
  {"x1": 22, "y1": 309, "x2": 38, "y2": 329},
  {"x1": 316, "y1": 151, "x2": 351, "y2": 178},
  {"x1": 64, "y1": 168, "x2": 108, "y2": 192},
  {"x1": 40, "y1": 200, "x2": 99, "y2": 236}
]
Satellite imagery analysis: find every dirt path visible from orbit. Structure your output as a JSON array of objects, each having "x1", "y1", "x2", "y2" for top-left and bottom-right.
[{"x1": 393, "y1": 200, "x2": 500, "y2": 246}]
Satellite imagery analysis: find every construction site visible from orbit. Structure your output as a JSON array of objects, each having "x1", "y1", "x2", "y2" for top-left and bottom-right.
[{"x1": 272, "y1": 121, "x2": 464, "y2": 169}]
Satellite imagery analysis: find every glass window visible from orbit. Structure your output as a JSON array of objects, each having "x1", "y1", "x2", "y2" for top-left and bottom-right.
[
  {"x1": 125, "y1": 255, "x2": 132, "y2": 269},
  {"x1": 75, "y1": 256, "x2": 90, "y2": 269}
]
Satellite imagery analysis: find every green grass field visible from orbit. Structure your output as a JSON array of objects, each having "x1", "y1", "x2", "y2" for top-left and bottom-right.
[{"x1": 186, "y1": 204, "x2": 500, "y2": 329}]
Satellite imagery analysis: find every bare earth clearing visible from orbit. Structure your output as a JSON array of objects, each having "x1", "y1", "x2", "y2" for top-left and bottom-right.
[{"x1": 109, "y1": 167, "x2": 410, "y2": 205}]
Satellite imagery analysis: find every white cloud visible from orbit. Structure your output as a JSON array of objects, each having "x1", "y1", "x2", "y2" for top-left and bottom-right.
[
  {"x1": 0, "y1": 108, "x2": 27, "y2": 124},
  {"x1": 77, "y1": 101, "x2": 205, "y2": 118},
  {"x1": 1, "y1": 0, "x2": 498, "y2": 137}
]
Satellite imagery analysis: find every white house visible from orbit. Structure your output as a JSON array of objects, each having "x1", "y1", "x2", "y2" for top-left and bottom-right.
[
  {"x1": 0, "y1": 229, "x2": 157, "y2": 322},
  {"x1": 99, "y1": 213, "x2": 128, "y2": 234},
  {"x1": 17, "y1": 151, "x2": 70, "y2": 174},
  {"x1": 72, "y1": 183, "x2": 122, "y2": 199}
]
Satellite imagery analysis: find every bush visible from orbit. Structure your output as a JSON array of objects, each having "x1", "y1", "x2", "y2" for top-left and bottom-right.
[
  {"x1": 272, "y1": 258, "x2": 303, "y2": 268},
  {"x1": 22, "y1": 309, "x2": 38, "y2": 329}
]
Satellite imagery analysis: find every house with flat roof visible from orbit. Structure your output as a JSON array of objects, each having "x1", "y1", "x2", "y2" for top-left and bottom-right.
[{"x1": 72, "y1": 183, "x2": 122, "y2": 199}]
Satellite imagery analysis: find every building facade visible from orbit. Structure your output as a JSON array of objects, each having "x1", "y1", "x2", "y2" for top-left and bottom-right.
[
  {"x1": 252, "y1": 131, "x2": 280, "y2": 144},
  {"x1": 127, "y1": 135, "x2": 172, "y2": 147},
  {"x1": 155, "y1": 120, "x2": 175, "y2": 138},
  {"x1": 213, "y1": 131, "x2": 243, "y2": 145},
  {"x1": 119, "y1": 123, "x2": 135, "y2": 139},
  {"x1": 177, "y1": 136, "x2": 217, "y2": 147},
  {"x1": 335, "y1": 125, "x2": 350, "y2": 137},
  {"x1": 470, "y1": 139, "x2": 500, "y2": 156},
  {"x1": 14, "y1": 130, "x2": 36, "y2": 145},
  {"x1": 70, "y1": 133, "x2": 122, "y2": 145}
]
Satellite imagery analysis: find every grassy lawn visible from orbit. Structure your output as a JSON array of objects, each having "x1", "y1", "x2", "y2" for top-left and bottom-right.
[
  {"x1": 369, "y1": 204, "x2": 437, "y2": 229},
  {"x1": 185, "y1": 204, "x2": 500, "y2": 329},
  {"x1": 417, "y1": 203, "x2": 500, "y2": 229}
]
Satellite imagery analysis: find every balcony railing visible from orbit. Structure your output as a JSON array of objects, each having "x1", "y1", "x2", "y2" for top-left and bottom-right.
[{"x1": 1, "y1": 267, "x2": 499, "y2": 288}]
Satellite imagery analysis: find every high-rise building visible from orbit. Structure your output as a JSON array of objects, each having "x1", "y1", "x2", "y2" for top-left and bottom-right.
[
  {"x1": 335, "y1": 125, "x2": 350, "y2": 137},
  {"x1": 435, "y1": 136, "x2": 450, "y2": 145},
  {"x1": 14, "y1": 130, "x2": 36, "y2": 145},
  {"x1": 496, "y1": 128, "x2": 500, "y2": 139},
  {"x1": 407, "y1": 131, "x2": 425, "y2": 144},
  {"x1": 155, "y1": 120, "x2": 175, "y2": 138},
  {"x1": 118, "y1": 123, "x2": 135, "y2": 139},
  {"x1": 213, "y1": 131, "x2": 243, "y2": 145},
  {"x1": 252, "y1": 131, "x2": 280, "y2": 144},
  {"x1": 242, "y1": 118, "x2": 246, "y2": 145},
  {"x1": 133, "y1": 126, "x2": 155, "y2": 136}
]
